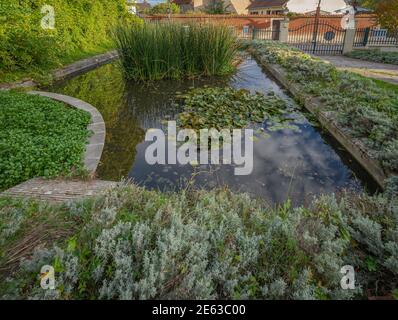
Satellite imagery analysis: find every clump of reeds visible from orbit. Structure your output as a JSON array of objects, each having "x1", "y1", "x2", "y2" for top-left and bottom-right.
[{"x1": 113, "y1": 22, "x2": 237, "y2": 81}]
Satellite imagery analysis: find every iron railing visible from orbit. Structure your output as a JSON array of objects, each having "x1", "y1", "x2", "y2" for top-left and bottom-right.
[
  {"x1": 288, "y1": 22, "x2": 346, "y2": 55},
  {"x1": 234, "y1": 27, "x2": 280, "y2": 41},
  {"x1": 354, "y1": 28, "x2": 398, "y2": 47}
]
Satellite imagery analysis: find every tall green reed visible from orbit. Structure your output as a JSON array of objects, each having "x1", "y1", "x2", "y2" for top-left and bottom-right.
[{"x1": 113, "y1": 22, "x2": 237, "y2": 81}]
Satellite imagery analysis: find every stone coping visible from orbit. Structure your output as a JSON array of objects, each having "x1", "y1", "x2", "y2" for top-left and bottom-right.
[
  {"x1": 29, "y1": 91, "x2": 105, "y2": 174},
  {"x1": 0, "y1": 50, "x2": 118, "y2": 90},
  {"x1": 251, "y1": 54, "x2": 388, "y2": 189}
]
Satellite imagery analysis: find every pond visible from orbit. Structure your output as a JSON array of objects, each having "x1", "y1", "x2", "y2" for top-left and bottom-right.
[{"x1": 48, "y1": 56, "x2": 378, "y2": 205}]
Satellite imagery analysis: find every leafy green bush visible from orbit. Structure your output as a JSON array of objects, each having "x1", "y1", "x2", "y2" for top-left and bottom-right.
[
  {"x1": 346, "y1": 49, "x2": 398, "y2": 65},
  {"x1": 0, "y1": 0, "x2": 141, "y2": 82},
  {"x1": 246, "y1": 40, "x2": 398, "y2": 173},
  {"x1": 147, "y1": 3, "x2": 180, "y2": 14},
  {"x1": 113, "y1": 23, "x2": 237, "y2": 81},
  {"x1": 0, "y1": 181, "x2": 397, "y2": 299},
  {"x1": 0, "y1": 91, "x2": 91, "y2": 190}
]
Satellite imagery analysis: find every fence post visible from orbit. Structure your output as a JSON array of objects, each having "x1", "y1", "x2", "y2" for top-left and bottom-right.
[
  {"x1": 279, "y1": 18, "x2": 289, "y2": 43},
  {"x1": 252, "y1": 27, "x2": 257, "y2": 40},
  {"x1": 343, "y1": 20, "x2": 356, "y2": 54}
]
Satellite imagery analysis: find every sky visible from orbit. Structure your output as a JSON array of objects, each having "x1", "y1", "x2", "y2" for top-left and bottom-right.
[
  {"x1": 287, "y1": 0, "x2": 347, "y2": 13},
  {"x1": 144, "y1": 0, "x2": 349, "y2": 13}
]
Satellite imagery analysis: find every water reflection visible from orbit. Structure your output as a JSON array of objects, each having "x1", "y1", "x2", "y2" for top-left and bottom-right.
[{"x1": 49, "y1": 57, "x2": 377, "y2": 204}]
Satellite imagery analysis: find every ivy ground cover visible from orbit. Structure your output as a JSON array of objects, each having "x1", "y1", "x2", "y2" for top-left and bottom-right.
[{"x1": 0, "y1": 91, "x2": 91, "y2": 191}]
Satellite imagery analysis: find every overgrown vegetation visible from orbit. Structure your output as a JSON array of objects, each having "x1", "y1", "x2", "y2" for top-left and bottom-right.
[
  {"x1": 246, "y1": 40, "x2": 398, "y2": 173},
  {"x1": 0, "y1": 179, "x2": 397, "y2": 299},
  {"x1": 0, "y1": 0, "x2": 141, "y2": 83},
  {"x1": 177, "y1": 87, "x2": 297, "y2": 131},
  {"x1": 113, "y1": 23, "x2": 237, "y2": 81},
  {"x1": 0, "y1": 91, "x2": 91, "y2": 191},
  {"x1": 146, "y1": 3, "x2": 180, "y2": 14},
  {"x1": 346, "y1": 49, "x2": 398, "y2": 65}
]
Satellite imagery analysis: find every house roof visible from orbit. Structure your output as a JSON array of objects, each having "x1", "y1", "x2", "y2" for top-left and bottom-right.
[
  {"x1": 247, "y1": 0, "x2": 288, "y2": 10},
  {"x1": 134, "y1": 1, "x2": 151, "y2": 10},
  {"x1": 305, "y1": 10, "x2": 332, "y2": 15},
  {"x1": 171, "y1": 0, "x2": 192, "y2": 5}
]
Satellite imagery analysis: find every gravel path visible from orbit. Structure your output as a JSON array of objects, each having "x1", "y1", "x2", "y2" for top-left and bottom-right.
[{"x1": 318, "y1": 55, "x2": 398, "y2": 85}]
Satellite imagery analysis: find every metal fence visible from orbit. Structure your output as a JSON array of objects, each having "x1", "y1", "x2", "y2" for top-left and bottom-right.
[
  {"x1": 288, "y1": 22, "x2": 346, "y2": 55},
  {"x1": 354, "y1": 28, "x2": 398, "y2": 47},
  {"x1": 235, "y1": 27, "x2": 280, "y2": 41}
]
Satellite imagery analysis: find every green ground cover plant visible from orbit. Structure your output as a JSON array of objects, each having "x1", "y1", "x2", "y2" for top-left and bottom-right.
[
  {"x1": 0, "y1": 179, "x2": 397, "y2": 299},
  {"x1": 346, "y1": 50, "x2": 398, "y2": 65},
  {"x1": 113, "y1": 23, "x2": 237, "y2": 81},
  {"x1": 246, "y1": 40, "x2": 398, "y2": 173},
  {"x1": 0, "y1": 0, "x2": 141, "y2": 83},
  {"x1": 0, "y1": 91, "x2": 91, "y2": 191}
]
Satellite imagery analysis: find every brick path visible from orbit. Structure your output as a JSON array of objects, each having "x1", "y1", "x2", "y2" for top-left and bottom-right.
[
  {"x1": 319, "y1": 55, "x2": 398, "y2": 85},
  {"x1": 2, "y1": 178, "x2": 117, "y2": 202}
]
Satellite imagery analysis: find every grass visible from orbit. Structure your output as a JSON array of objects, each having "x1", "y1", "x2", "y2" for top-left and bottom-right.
[
  {"x1": 113, "y1": 22, "x2": 238, "y2": 81},
  {"x1": 0, "y1": 181, "x2": 397, "y2": 299},
  {"x1": 346, "y1": 49, "x2": 398, "y2": 66},
  {"x1": 0, "y1": 91, "x2": 91, "y2": 191}
]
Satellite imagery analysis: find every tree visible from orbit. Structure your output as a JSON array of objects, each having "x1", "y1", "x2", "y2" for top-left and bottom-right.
[
  {"x1": 374, "y1": 1, "x2": 398, "y2": 39},
  {"x1": 346, "y1": 0, "x2": 398, "y2": 38},
  {"x1": 205, "y1": 0, "x2": 228, "y2": 14},
  {"x1": 148, "y1": 3, "x2": 180, "y2": 15}
]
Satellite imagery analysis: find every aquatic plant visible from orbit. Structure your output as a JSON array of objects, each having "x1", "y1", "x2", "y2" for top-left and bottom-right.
[
  {"x1": 113, "y1": 23, "x2": 237, "y2": 81},
  {"x1": 177, "y1": 87, "x2": 297, "y2": 132}
]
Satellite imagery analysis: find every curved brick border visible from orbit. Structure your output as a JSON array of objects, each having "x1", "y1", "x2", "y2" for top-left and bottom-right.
[
  {"x1": 251, "y1": 55, "x2": 388, "y2": 189},
  {"x1": 29, "y1": 91, "x2": 105, "y2": 174}
]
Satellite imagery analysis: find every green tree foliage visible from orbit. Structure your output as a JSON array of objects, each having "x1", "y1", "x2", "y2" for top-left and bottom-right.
[
  {"x1": 0, "y1": 0, "x2": 141, "y2": 81},
  {"x1": 147, "y1": 3, "x2": 180, "y2": 14},
  {"x1": 205, "y1": 0, "x2": 228, "y2": 14}
]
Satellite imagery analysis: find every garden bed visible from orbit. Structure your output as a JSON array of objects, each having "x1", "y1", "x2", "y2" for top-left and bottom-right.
[
  {"x1": 346, "y1": 49, "x2": 398, "y2": 65},
  {"x1": 0, "y1": 181, "x2": 397, "y2": 299},
  {"x1": 0, "y1": 91, "x2": 91, "y2": 191},
  {"x1": 246, "y1": 41, "x2": 398, "y2": 188}
]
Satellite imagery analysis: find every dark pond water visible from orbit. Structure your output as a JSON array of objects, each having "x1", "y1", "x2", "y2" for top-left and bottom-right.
[{"x1": 48, "y1": 57, "x2": 378, "y2": 205}]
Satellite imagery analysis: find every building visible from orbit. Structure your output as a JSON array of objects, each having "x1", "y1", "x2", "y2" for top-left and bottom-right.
[
  {"x1": 126, "y1": 0, "x2": 151, "y2": 15},
  {"x1": 247, "y1": 0, "x2": 288, "y2": 15},
  {"x1": 172, "y1": 0, "x2": 194, "y2": 13},
  {"x1": 334, "y1": 6, "x2": 372, "y2": 14},
  {"x1": 304, "y1": 10, "x2": 332, "y2": 15},
  {"x1": 135, "y1": 1, "x2": 151, "y2": 13},
  {"x1": 172, "y1": 0, "x2": 251, "y2": 14},
  {"x1": 287, "y1": 0, "x2": 346, "y2": 14}
]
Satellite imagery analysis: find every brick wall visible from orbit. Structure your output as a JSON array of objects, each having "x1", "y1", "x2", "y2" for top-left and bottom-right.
[{"x1": 143, "y1": 14, "x2": 378, "y2": 30}]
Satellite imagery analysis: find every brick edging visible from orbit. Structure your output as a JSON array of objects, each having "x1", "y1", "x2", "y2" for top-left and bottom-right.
[
  {"x1": 28, "y1": 91, "x2": 105, "y2": 175},
  {"x1": 252, "y1": 56, "x2": 388, "y2": 189}
]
